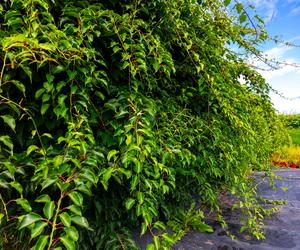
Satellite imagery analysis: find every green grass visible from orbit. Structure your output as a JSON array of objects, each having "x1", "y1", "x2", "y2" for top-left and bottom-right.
[{"x1": 289, "y1": 128, "x2": 300, "y2": 146}]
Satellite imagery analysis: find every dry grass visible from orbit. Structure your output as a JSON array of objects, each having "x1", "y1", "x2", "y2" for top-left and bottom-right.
[{"x1": 272, "y1": 146, "x2": 300, "y2": 164}]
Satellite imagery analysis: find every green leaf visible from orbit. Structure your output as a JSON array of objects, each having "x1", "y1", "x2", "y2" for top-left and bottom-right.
[
  {"x1": 68, "y1": 191, "x2": 83, "y2": 206},
  {"x1": 31, "y1": 221, "x2": 48, "y2": 239},
  {"x1": 75, "y1": 184, "x2": 92, "y2": 196},
  {"x1": 141, "y1": 222, "x2": 147, "y2": 235},
  {"x1": 11, "y1": 80, "x2": 26, "y2": 95},
  {"x1": 224, "y1": 0, "x2": 231, "y2": 6},
  {"x1": 240, "y1": 225, "x2": 247, "y2": 233},
  {"x1": 60, "y1": 236, "x2": 75, "y2": 250},
  {"x1": 27, "y1": 145, "x2": 39, "y2": 156},
  {"x1": 41, "y1": 103, "x2": 50, "y2": 115},
  {"x1": 146, "y1": 243, "x2": 155, "y2": 250},
  {"x1": 0, "y1": 213, "x2": 4, "y2": 225},
  {"x1": 102, "y1": 167, "x2": 114, "y2": 183},
  {"x1": 134, "y1": 162, "x2": 142, "y2": 173},
  {"x1": 71, "y1": 215, "x2": 91, "y2": 229},
  {"x1": 239, "y1": 13, "x2": 247, "y2": 23},
  {"x1": 130, "y1": 176, "x2": 139, "y2": 191},
  {"x1": 68, "y1": 205, "x2": 82, "y2": 216},
  {"x1": 126, "y1": 134, "x2": 132, "y2": 145},
  {"x1": 137, "y1": 192, "x2": 145, "y2": 204},
  {"x1": 1, "y1": 115, "x2": 16, "y2": 132},
  {"x1": 64, "y1": 226, "x2": 79, "y2": 241},
  {"x1": 52, "y1": 65, "x2": 66, "y2": 74},
  {"x1": 35, "y1": 194, "x2": 51, "y2": 203},
  {"x1": 153, "y1": 221, "x2": 166, "y2": 230},
  {"x1": 107, "y1": 149, "x2": 119, "y2": 161},
  {"x1": 80, "y1": 169, "x2": 97, "y2": 184},
  {"x1": 20, "y1": 65, "x2": 32, "y2": 82},
  {"x1": 59, "y1": 212, "x2": 71, "y2": 228},
  {"x1": 32, "y1": 235, "x2": 48, "y2": 250},
  {"x1": 19, "y1": 213, "x2": 42, "y2": 230},
  {"x1": 235, "y1": 3, "x2": 243, "y2": 13},
  {"x1": 16, "y1": 198, "x2": 32, "y2": 212},
  {"x1": 125, "y1": 198, "x2": 135, "y2": 210},
  {"x1": 43, "y1": 201, "x2": 55, "y2": 220},
  {"x1": 9, "y1": 181, "x2": 23, "y2": 194},
  {"x1": 192, "y1": 221, "x2": 214, "y2": 233},
  {"x1": 153, "y1": 236, "x2": 160, "y2": 249},
  {"x1": 41, "y1": 178, "x2": 56, "y2": 191},
  {"x1": 41, "y1": 133, "x2": 53, "y2": 139},
  {"x1": 0, "y1": 135, "x2": 13, "y2": 152},
  {"x1": 35, "y1": 89, "x2": 45, "y2": 99}
]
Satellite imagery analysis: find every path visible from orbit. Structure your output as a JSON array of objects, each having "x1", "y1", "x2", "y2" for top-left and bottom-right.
[{"x1": 135, "y1": 169, "x2": 300, "y2": 250}]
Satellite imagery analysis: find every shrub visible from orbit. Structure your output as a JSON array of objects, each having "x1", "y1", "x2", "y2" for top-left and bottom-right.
[{"x1": 0, "y1": 0, "x2": 288, "y2": 249}]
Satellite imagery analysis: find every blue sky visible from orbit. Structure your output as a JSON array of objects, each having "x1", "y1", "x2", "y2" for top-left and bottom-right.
[{"x1": 241, "y1": 0, "x2": 300, "y2": 113}]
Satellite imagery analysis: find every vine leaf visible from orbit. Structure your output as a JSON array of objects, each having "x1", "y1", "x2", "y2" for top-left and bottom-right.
[
  {"x1": 224, "y1": 0, "x2": 231, "y2": 6},
  {"x1": 68, "y1": 191, "x2": 83, "y2": 206},
  {"x1": 125, "y1": 198, "x2": 135, "y2": 210},
  {"x1": 60, "y1": 236, "x2": 75, "y2": 250},
  {"x1": 0, "y1": 135, "x2": 13, "y2": 152},
  {"x1": 107, "y1": 150, "x2": 119, "y2": 161},
  {"x1": 1, "y1": 115, "x2": 16, "y2": 132},
  {"x1": 19, "y1": 213, "x2": 42, "y2": 230},
  {"x1": 31, "y1": 235, "x2": 48, "y2": 250},
  {"x1": 35, "y1": 194, "x2": 51, "y2": 203},
  {"x1": 16, "y1": 198, "x2": 32, "y2": 212},
  {"x1": 27, "y1": 145, "x2": 39, "y2": 156},
  {"x1": 59, "y1": 212, "x2": 71, "y2": 227},
  {"x1": 0, "y1": 213, "x2": 4, "y2": 225},
  {"x1": 43, "y1": 201, "x2": 55, "y2": 220},
  {"x1": 30, "y1": 221, "x2": 48, "y2": 239},
  {"x1": 64, "y1": 226, "x2": 79, "y2": 241},
  {"x1": 11, "y1": 80, "x2": 26, "y2": 96},
  {"x1": 71, "y1": 215, "x2": 91, "y2": 230}
]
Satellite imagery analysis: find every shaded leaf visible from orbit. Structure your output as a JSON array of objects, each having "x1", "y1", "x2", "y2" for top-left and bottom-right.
[
  {"x1": 9, "y1": 181, "x2": 23, "y2": 194},
  {"x1": 0, "y1": 135, "x2": 13, "y2": 151},
  {"x1": 16, "y1": 198, "x2": 32, "y2": 212},
  {"x1": 1, "y1": 115, "x2": 16, "y2": 132},
  {"x1": 125, "y1": 198, "x2": 135, "y2": 210},
  {"x1": 31, "y1": 221, "x2": 48, "y2": 239}
]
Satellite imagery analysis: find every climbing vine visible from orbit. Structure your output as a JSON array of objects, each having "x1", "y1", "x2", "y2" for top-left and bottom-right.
[{"x1": 0, "y1": 0, "x2": 288, "y2": 249}]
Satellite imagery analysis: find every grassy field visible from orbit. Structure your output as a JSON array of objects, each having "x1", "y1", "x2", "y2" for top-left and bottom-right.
[
  {"x1": 289, "y1": 128, "x2": 300, "y2": 146},
  {"x1": 272, "y1": 128, "x2": 300, "y2": 165}
]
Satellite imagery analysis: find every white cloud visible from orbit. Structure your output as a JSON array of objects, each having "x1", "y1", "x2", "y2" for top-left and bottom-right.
[
  {"x1": 247, "y1": 36, "x2": 300, "y2": 80},
  {"x1": 290, "y1": 6, "x2": 300, "y2": 15},
  {"x1": 244, "y1": 0, "x2": 279, "y2": 20}
]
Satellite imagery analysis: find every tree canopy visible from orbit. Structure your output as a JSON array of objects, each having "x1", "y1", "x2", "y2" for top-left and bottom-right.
[{"x1": 0, "y1": 0, "x2": 287, "y2": 249}]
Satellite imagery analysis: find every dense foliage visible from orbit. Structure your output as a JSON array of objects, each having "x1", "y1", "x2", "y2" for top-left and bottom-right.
[
  {"x1": 279, "y1": 114, "x2": 300, "y2": 129},
  {"x1": 0, "y1": 0, "x2": 288, "y2": 249}
]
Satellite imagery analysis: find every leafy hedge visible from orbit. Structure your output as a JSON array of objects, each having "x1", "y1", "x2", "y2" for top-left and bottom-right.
[
  {"x1": 0, "y1": 0, "x2": 287, "y2": 249},
  {"x1": 279, "y1": 114, "x2": 300, "y2": 129}
]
